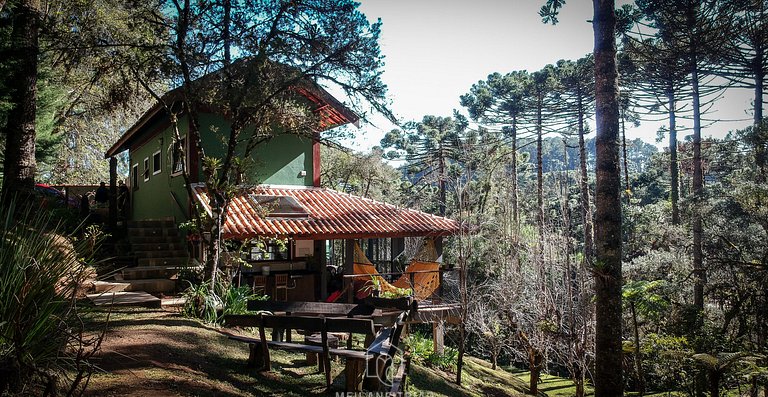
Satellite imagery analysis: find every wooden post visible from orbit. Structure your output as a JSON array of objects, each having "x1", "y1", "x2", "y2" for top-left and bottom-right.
[
  {"x1": 315, "y1": 239, "x2": 327, "y2": 300},
  {"x1": 434, "y1": 236, "x2": 444, "y2": 263},
  {"x1": 366, "y1": 238, "x2": 374, "y2": 262},
  {"x1": 109, "y1": 157, "x2": 117, "y2": 230},
  {"x1": 345, "y1": 239, "x2": 355, "y2": 303},
  {"x1": 433, "y1": 320, "x2": 445, "y2": 355},
  {"x1": 436, "y1": 236, "x2": 445, "y2": 301},
  {"x1": 391, "y1": 237, "x2": 405, "y2": 265}
]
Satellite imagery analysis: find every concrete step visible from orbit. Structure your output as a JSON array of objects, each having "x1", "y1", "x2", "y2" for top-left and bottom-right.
[
  {"x1": 133, "y1": 249, "x2": 188, "y2": 259},
  {"x1": 87, "y1": 291, "x2": 162, "y2": 308},
  {"x1": 123, "y1": 278, "x2": 177, "y2": 294},
  {"x1": 93, "y1": 280, "x2": 131, "y2": 293},
  {"x1": 127, "y1": 219, "x2": 176, "y2": 228},
  {"x1": 122, "y1": 266, "x2": 179, "y2": 280},
  {"x1": 131, "y1": 242, "x2": 186, "y2": 252},
  {"x1": 128, "y1": 236, "x2": 182, "y2": 244},
  {"x1": 137, "y1": 257, "x2": 189, "y2": 267},
  {"x1": 128, "y1": 228, "x2": 180, "y2": 238}
]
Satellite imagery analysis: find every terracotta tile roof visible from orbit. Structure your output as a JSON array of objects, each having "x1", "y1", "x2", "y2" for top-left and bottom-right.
[{"x1": 191, "y1": 184, "x2": 460, "y2": 240}]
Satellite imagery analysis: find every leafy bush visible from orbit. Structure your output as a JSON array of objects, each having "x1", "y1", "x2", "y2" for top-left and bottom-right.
[
  {"x1": 0, "y1": 197, "x2": 100, "y2": 396},
  {"x1": 181, "y1": 281, "x2": 222, "y2": 323},
  {"x1": 641, "y1": 333, "x2": 696, "y2": 394},
  {"x1": 181, "y1": 279, "x2": 267, "y2": 324},
  {"x1": 404, "y1": 332, "x2": 458, "y2": 372}
]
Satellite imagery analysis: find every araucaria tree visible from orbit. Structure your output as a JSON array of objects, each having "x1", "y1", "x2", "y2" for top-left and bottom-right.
[
  {"x1": 554, "y1": 56, "x2": 596, "y2": 262},
  {"x1": 461, "y1": 70, "x2": 532, "y2": 235},
  {"x1": 381, "y1": 115, "x2": 463, "y2": 217},
  {"x1": 590, "y1": 1, "x2": 624, "y2": 394},
  {"x1": 633, "y1": 0, "x2": 732, "y2": 314},
  {"x1": 542, "y1": 0, "x2": 625, "y2": 394},
  {"x1": 1, "y1": 0, "x2": 40, "y2": 194}
]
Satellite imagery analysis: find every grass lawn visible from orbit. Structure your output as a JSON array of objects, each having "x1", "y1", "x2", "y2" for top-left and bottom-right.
[
  {"x1": 83, "y1": 306, "x2": 531, "y2": 396},
  {"x1": 83, "y1": 306, "x2": 713, "y2": 396}
]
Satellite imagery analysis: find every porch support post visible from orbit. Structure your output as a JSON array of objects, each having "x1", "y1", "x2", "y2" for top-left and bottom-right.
[
  {"x1": 391, "y1": 237, "x2": 405, "y2": 265},
  {"x1": 433, "y1": 320, "x2": 445, "y2": 355},
  {"x1": 315, "y1": 239, "x2": 327, "y2": 300},
  {"x1": 344, "y1": 239, "x2": 355, "y2": 303},
  {"x1": 434, "y1": 236, "x2": 443, "y2": 263},
  {"x1": 109, "y1": 156, "x2": 117, "y2": 230},
  {"x1": 436, "y1": 236, "x2": 445, "y2": 302}
]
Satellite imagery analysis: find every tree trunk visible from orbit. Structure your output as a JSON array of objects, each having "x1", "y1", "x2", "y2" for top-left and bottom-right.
[
  {"x1": 456, "y1": 246, "x2": 468, "y2": 385},
  {"x1": 752, "y1": 48, "x2": 766, "y2": 181},
  {"x1": 511, "y1": 118, "x2": 521, "y2": 270},
  {"x1": 754, "y1": 46, "x2": 764, "y2": 125},
  {"x1": 690, "y1": 45, "x2": 705, "y2": 313},
  {"x1": 575, "y1": 365, "x2": 586, "y2": 397},
  {"x1": 685, "y1": 5, "x2": 706, "y2": 395},
  {"x1": 2, "y1": 0, "x2": 40, "y2": 195},
  {"x1": 528, "y1": 349, "x2": 543, "y2": 395},
  {"x1": 667, "y1": 86, "x2": 680, "y2": 225},
  {"x1": 439, "y1": 146, "x2": 447, "y2": 217},
  {"x1": 631, "y1": 302, "x2": 646, "y2": 396},
  {"x1": 709, "y1": 371, "x2": 720, "y2": 397},
  {"x1": 621, "y1": 111, "x2": 629, "y2": 194},
  {"x1": 592, "y1": 1, "x2": 624, "y2": 396},
  {"x1": 578, "y1": 93, "x2": 594, "y2": 263},
  {"x1": 536, "y1": 96, "x2": 545, "y2": 237}
]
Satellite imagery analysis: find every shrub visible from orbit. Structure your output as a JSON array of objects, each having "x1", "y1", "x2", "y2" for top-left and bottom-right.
[
  {"x1": 0, "y1": 197, "x2": 100, "y2": 396},
  {"x1": 404, "y1": 332, "x2": 459, "y2": 373},
  {"x1": 181, "y1": 278, "x2": 267, "y2": 324}
]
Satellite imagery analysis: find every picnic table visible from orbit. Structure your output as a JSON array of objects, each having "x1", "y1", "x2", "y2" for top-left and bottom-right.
[{"x1": 223, "y1": 300, "x2": 409, "y2": 391}]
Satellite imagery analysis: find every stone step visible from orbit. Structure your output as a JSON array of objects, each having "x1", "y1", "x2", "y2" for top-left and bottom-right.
[
  {"x1": 133, "y1": 249, "x2": 188, "y2": 259},
  {"x1": 137, "y1": 257, "x2": 190, "y2": 267}
]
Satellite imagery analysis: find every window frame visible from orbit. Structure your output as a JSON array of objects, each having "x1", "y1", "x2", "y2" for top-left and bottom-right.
[
  {"x1": 171, "y1": 137, "x2": 187, "y2": 177},
  {"x1": 143, "y1": 157, "x2": 150, "y2": 182},
  {"x1": 132, "y1": 163, "x2": 139, "y2": 191},
  {"x1": 152, "y1": 150, "x2": 162, "y2": 175}
]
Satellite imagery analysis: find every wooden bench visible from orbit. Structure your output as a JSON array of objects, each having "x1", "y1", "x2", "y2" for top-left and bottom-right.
[{"x1": 225, "y1": 314, "x2": 333, "y2": 387}]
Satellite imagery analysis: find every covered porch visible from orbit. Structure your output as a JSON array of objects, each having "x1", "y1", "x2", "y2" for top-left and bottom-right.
[{"x1": 190, "y1": 183, "x2": 461, "y2": 305}]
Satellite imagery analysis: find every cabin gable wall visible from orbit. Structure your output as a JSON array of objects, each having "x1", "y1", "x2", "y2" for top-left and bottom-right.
[{"x1": 128, "y1": 112, "x2": 315, "y2": 221}]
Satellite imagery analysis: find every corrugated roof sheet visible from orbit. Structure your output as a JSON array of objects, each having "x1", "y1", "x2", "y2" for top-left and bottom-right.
[{"x1": 191, "y1": 184, "x2": 460, "y2": 240}]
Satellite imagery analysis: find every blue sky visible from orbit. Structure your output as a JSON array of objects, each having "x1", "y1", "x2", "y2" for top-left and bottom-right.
[{"x1": 341, "y1": 0, "x2": 754, "y2": 151}]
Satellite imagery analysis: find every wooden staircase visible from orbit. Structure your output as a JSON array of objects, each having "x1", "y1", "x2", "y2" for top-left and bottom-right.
[{"x1": 96, "y1": 219, "x2": 191, "y2": 294}]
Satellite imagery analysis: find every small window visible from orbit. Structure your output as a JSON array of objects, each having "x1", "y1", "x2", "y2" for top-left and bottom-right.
[
  {"x1": 143, "y1": 157, "x2": 150, "y2": 181},
  {"x1": 152, "y1": 150, "x2": 162, "y2": 175},
  {"x1": 172, "y1": 137, "x2": 186, "y2": 176},
  {"x1": 249, "y1": 195, "x2": 309, "y2": 218},
  {"x1": 132, "y1": 163, "x2": 139, "y2": 190}
]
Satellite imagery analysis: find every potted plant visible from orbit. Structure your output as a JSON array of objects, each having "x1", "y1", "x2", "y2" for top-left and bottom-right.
[{"x1": 363, "y1": 278, "x2": 413, "y2": 310}]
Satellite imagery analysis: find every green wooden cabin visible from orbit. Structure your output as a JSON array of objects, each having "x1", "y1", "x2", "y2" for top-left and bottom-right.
[{"x1": 105, "y1": 85, "x2": 357, "y2": 222}]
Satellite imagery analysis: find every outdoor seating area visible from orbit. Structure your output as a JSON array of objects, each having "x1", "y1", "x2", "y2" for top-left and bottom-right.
[{"x1": 222, "y1": 300, "x2": 410, "y2": 392}]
